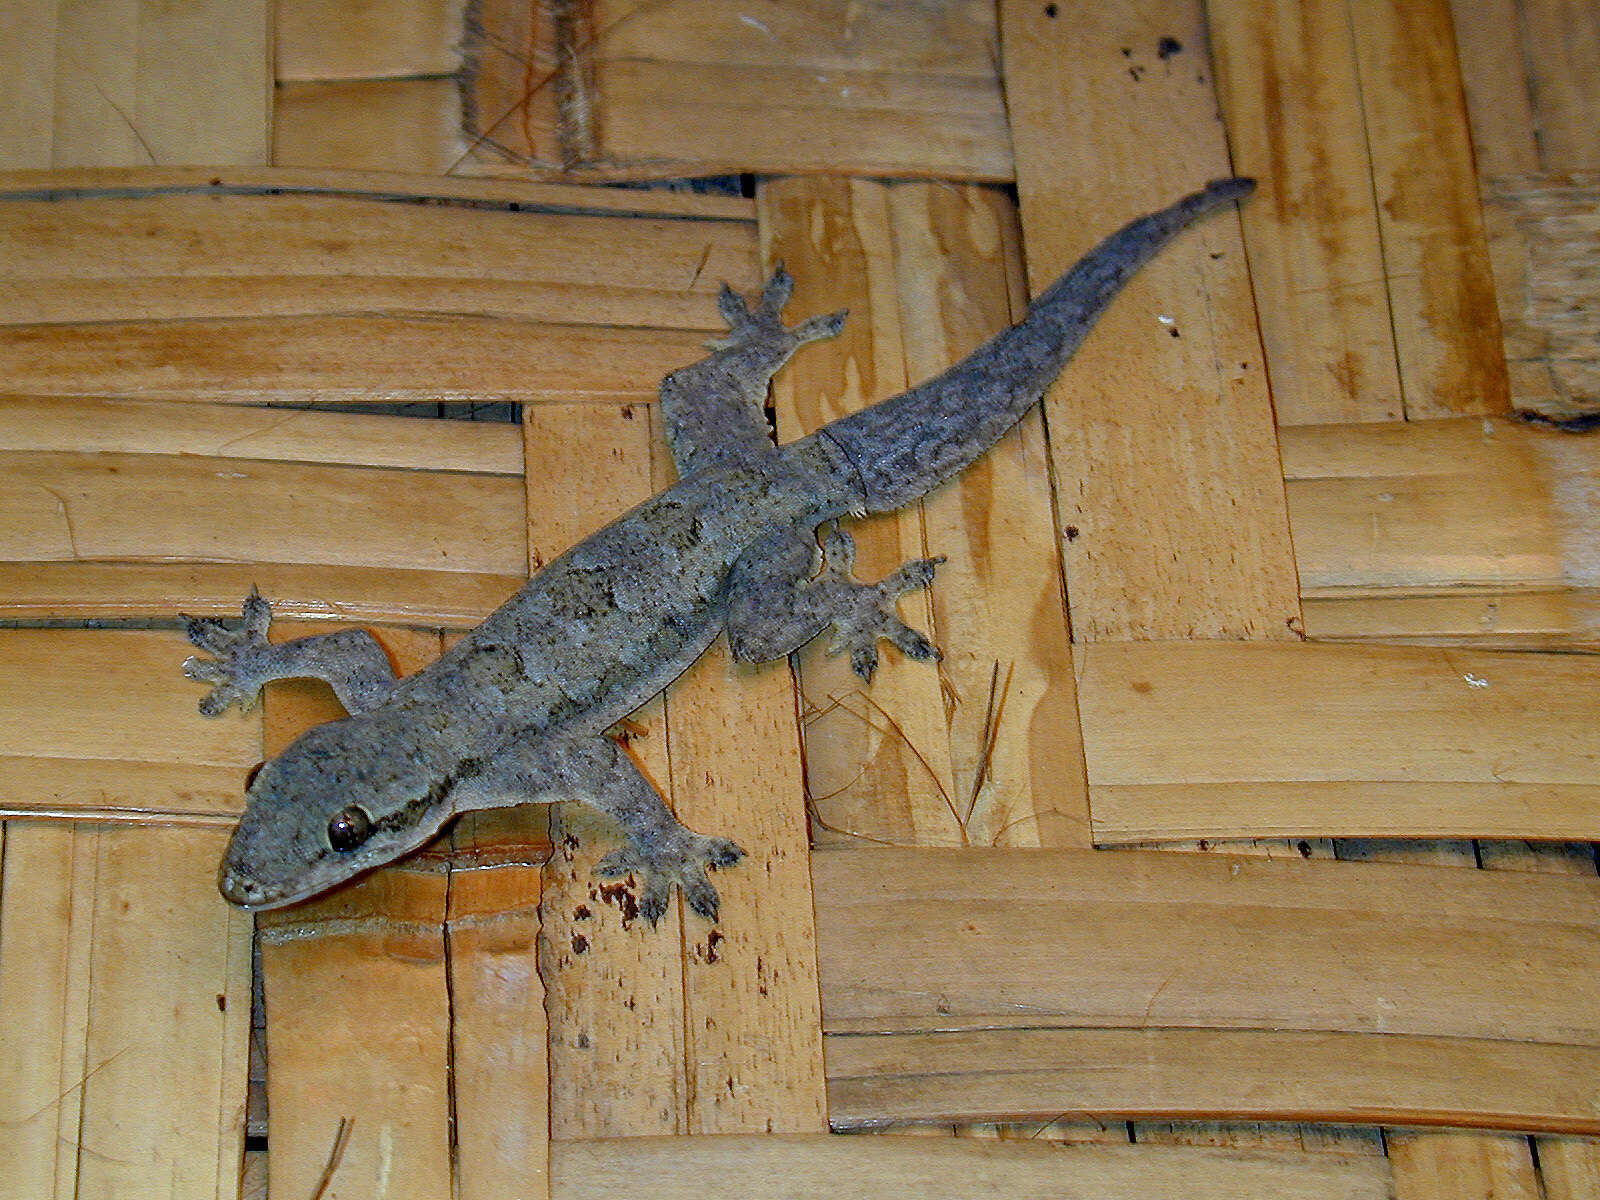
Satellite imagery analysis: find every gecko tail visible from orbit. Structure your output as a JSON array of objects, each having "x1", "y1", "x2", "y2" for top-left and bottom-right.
[{"x1": 816, "y1": 178, "x2": 1255, "y2": 513}]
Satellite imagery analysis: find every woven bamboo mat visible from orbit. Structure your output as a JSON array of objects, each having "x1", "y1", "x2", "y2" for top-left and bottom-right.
[{"x1": 2, "y1": 2, "x2": 1599, "y2": 1198}]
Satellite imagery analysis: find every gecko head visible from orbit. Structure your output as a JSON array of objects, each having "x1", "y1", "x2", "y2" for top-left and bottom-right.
[{"x1": 217, "y1": 716, "x2": 457, "y2": 911}]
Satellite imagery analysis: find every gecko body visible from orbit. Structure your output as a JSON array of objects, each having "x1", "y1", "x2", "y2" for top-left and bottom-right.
[{"x1": 184, "y1": 178, "x2": 1253, "y2": 920}]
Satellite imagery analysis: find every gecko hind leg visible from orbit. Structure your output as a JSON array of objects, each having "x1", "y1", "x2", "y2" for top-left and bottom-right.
[
  {"x1": 726, "y1": 523, "x2": 945, "y2": 683},
  {"x1": 182, "y1": 588, "x2": 398, "y2": 716}
]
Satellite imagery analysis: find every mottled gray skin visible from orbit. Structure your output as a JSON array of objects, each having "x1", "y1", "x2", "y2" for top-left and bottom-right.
[{"x1": 183, "y1": 178, "x2": 1253, "y2": 922}]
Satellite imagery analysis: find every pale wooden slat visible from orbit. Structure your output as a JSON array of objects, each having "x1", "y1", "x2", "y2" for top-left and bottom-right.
[
  {"x1": 0, "y1": 451, "x2": 526, "y2": 574},
  {"x1": 276, "y1": 0, "x2": 467, "y2": 81},
  {"x1": 814, "y1": 844, "x2": 1600, "y2": 1042},
  {"x1": 1518, "y1": 0, "x2": 1600, "y2": 170},
  {"x1": 258, "y1": 867, "x2": 453, "y2": 1199},
  {"x1": 1301, "y1": 590, "x2": 1600, "y2": 648},
  {"x1": 73, "y1": 824, "x2": 252, "y2": 1200},
  {"x1": 548, "y1": 1134, "x2": 1392, "y2": 1200},
  {"x1": 1448, "y1": 0, "x2": 1541, "y2": 176},
  {"x1": 526, "y1": 404, "x2": 690, "y2": 1139},
  {"x1": 648, "y1": 417, "x2": 828, "y2": 1135},
  {"x1": 0, "y1": 821, "x2": 94, "y2": 1199},
  {"x1": 272, "y1": 78, "x2": 463, "y2": 174},
  {"x1": 0, "y1": 165, "x2": 755, "y2": 221},
  {"x1": 824, "y1": 1027, "x2": 1600, "y2": 1134},
  {"x1": 1207, "y1": 0, "x2": 1403, "y2": 424},
  {"x1": 1349, "y1": 0, "x2": 1510, "y2": 418},
  {"x1": 0, "y1": 191, "x2": 758, "y2": 328},
  {"x1": 34, "y1": 0, "x2": 269, "y2": 169},
  {"x1": 999, "y1": 0, "x2": 1301, "y2": 642},
  {"x1": 447, "y1": 860, "x2": 550, "y2": 1200},
  {"x1": 580, "y1": 0, "x2": 1012, "y2": 181},
  {"x1": 0, "y1": 561, "x2": 523, "y2": 628},
  {"x1": 1386, "y1": 1132, "x2": 1541, "y2": 1200},
  {"x1": 888, "y1": 181, "x2": 1090, "y2": 849},
  {"x1": 0, "y1": 317, "x2": 702, "y2": 404},
  {"x1": 0, "y1": 757, "x2": 244, "y2": 824},
  {"x1": 1078, "y1": 640, "x2": 1600, "y2": 842},
  {"x1": 0, "y1": 397, "x2": 524, "y2": 473},
  {"x1": 593, "y1": 61, "x2": 1012, "y2": 182},
  {"x1": 0, "y1": 0, "x2": 57, "y2": 169},
  {"x1": 1541, "y1": 1138, "x2": 1600, "y2": 1200},
  {"x1": 1283, "y1": 418, "x2": 1600, "y2": 624},
  {"x1": 0, "y1": 629, "x2": 259, "y2": 768},
  {"x1": 759, "y1": 175, "x2": 957, "y2": 848}
]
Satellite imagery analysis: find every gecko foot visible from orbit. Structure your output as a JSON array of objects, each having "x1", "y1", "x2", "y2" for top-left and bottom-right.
[
  {"x1": 815, "y1": 525, "x2": 945, "y2": 683},
  {"x1": 712, "y1": 265, "x2": 847, "y2": 352},
  {"x1": 180, "y1": 588, "x2": 278, "y2": 716},
  {"x1": 595, "y1": 833, "x2": 745, "y2": 925}
]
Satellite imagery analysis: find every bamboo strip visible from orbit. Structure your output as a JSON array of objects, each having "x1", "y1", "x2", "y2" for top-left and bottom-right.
[
  {"x1": 1207, "y1": 0, "x2": 1402, "y2": 424},
  {"x1": 759, "y1": 175, "x2": 956, "y2": 848},
  {"x1": 276, "y1": 0, "x2": 468, "y2": 81},
  {"x1": 999, "y1": 0, "x2": 1300, "y2": 642},
  {"x1": 888, "y1": 181, "x2": 1090, "y2": 850},
  {"x1": 1078, "y1": 640, "x2": 1600, "y2": 842},
  {"x1": 1517, "y1": 0, "x2": 1600, "y2": 170},
  {"x1": 0, "y1": 821, "x2": 94, "y2": 1199},
  {"x1": 824, "y1": 1027, "x2": 1600, "y2": 1134},
  {"x1": 1448, "y1": 0, "x2": 1541, "y2": 176},
  {"x1": 649, "y1": 419, "x2": 829, "y2": 1135},
  {"x1": 1348, "y1": 0, "x2": 1509, "y2": 418},
  {"x1": 257, "y1": 867, "x2": 454, "y2": 1198},
  {"x1": 0, "y1": 450, "x2": 526, "y2": 574},
  {"x1": 812, "y1": 845, "x2": 1600, "y2": 1132},
  {"x1": 0, "y1": 0, "x2": 269, "y2": 170},
  {"x1": 0, "y1": 317, "x2": 701, "y2": 405},
  {"x1": 0, "y1": 192, "x2": 756, "y2": 327},
  {"x1": 546, "y1": 1134, "x2": 1392, "y2": 1199},
  {"x1": 0, "y1": 561, "x2": 523, "y2": 628},
  {"x1": 0, "y1": 165, "x2": 755, "y2": 220},
  {"x1": 272, "y1": 78, "x2": 464, "y2": 174},
  {"x1": 527, "y1": 404, "x2": 689, "y2": 1139},
  {"x1": 0, "y1": 397, "x2": 524, "y2": 473},
  {"x1": 580, "y1": 0, "x2": 1012, "y2": 180}
]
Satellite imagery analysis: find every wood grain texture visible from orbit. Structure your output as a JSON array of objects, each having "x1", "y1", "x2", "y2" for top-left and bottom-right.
[
  {"x1": 649, "y1": 419, "x2": 829, "y2": 1135},
  {"x1": 0, "y1": 190, "x2": 756, "y2": 329},
  {"x1": 1448, "y1": 0, "x2": 1541, "y2": 177},
  {"x1": 1518, "y1": 0, "x2": 1600, "y2": 170},
  {"x1": 580, "y1": 0, "x2": 1012, "y2": 180},
  {"x1": 1079, "y1": 640, "x2": 1600, "y2": 841},
  {"x1": 889, "y1": 182, "x2": 1090, "y2": 850},
  {"x1": 760, "y1": 175, "x2": 957, "y2": 849},
  {"x1": 812, "y1": 844, "x2": 1600, "y2": 1132},
  {"x1": 1000, "y1": 0, "x2": 1300, "y2": 642},
  {"x1": 276, "y1": 0, "x2": 468, "y2": 81},
  {"x1": 547, "y1": 1134, "x2": 1393, "y2": 1199},
  {"x1": 1386, "y1": 1131, "x2": 1541, "y2": 1200},
  {"x1": 0, "y1": 630, "x2": 258, "y2": 822},
  {"x1": 528, "y1": 404, "x2": 691, "y2": 1140},
  {"x1": 1208, "y1": 0, "x2": 1403, "y2": 424},
  {"x1": 0, "y1": 0, "x2": 269, "y2": 170},
  {"x1": 826, "y1": 1027, "x2": 1600, "y2": 1133},
  {"x1": 1483, "y1": 174, "x2": 1600, "y2": 414},
  {"x1": 1349, "y1": 0, "x2": 1510, "y2": 418},
  {"x1": 0, "y1": 822, "x2": 251, "y2": 1198},
  {"x1": 0, "y1": 450, "x2": 526, "y2": 572},
  {"x1": 1283, "y1": 416, "x2": 1600, "y2": 643},
  {"x1": 258, "y1": 867, "x2": 454, "y2": 1199}
]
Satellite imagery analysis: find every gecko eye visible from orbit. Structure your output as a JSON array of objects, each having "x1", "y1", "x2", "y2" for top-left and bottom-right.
[
  {"x1": 244, "y1": 762, "x2": 265, "y2": 790},
  {"x1": 327, "y1": 805, "x2": 373, "y2": 852}
]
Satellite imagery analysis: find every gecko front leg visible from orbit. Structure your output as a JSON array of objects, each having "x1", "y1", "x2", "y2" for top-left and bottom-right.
[
  {"x1": 452, "y1": 733, "x2": 744, "y2": 924},
  {"x1": 725, "y1": 523, "x2": 944, "y2": 681},
  {"x1": 182, "y1": 588, "x2": 398, "y2": 716}
]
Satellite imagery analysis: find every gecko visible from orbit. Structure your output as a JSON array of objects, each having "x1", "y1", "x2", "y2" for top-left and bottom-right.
[{"x1": 182, "y1": 178, "x2": 1254, "y2": 923}]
